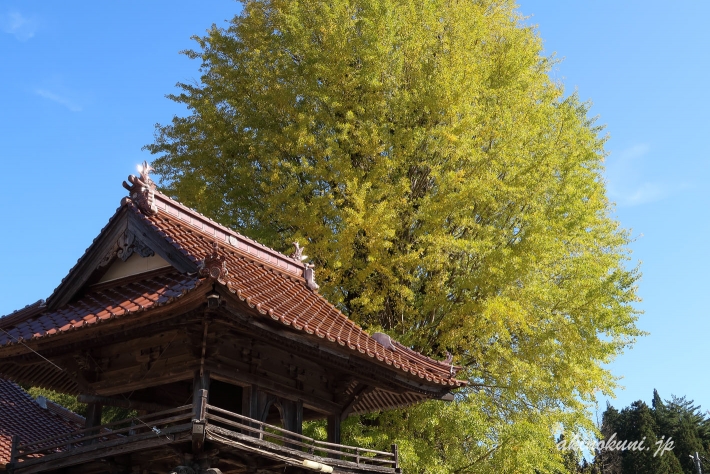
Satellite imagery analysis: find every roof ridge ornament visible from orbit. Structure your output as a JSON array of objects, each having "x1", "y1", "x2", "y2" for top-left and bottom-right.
[
  {"x1": 304, "y1": 263, "x2": 319, "y2": 292},
  {"x1": 122, "y1": 161, "x2": 158, "y2": 216},
  {"x1": 290, "y1": 242, "x2": 319, "y2": 292},
  {"x1": 289, "y1": 242, "x2": 308, "y2": 261},
  {"x1": 198, "y1": 242, "x2": 229, "y2": 284}
]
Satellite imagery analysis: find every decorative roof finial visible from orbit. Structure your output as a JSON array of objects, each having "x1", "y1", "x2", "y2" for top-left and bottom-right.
[
  {"x1": 122, "y1": 161, "x2": 158, "y2": 216},
  {"x1": 289, "y1": 242, "x2": 308, "y2": 261}
]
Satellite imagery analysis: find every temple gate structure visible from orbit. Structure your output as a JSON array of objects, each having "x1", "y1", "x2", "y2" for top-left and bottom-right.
[{"x1": 0, "y1": 164, "x2": 465, "y2": 474}]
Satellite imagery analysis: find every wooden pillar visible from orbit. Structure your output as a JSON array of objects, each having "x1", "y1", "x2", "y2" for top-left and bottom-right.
[
  {"x1": 327, "y1": 415, "x2": 341, "y2": 445},
  {"x1": 256, "y1": 391, "x2": 276, "y2": 422},
  {"x1": 192, "y1": 370, "x2": 210, "y2": 455},
  {"x1": 295, "y1": 400, "x2": 303, "y2": 436},
  {"x1": 192, "y1": 370, "x2": 211, "y2": 420},
  {"x1": 241, "y1": 384, "x2": 260, "y2": 437},
  {"x1": 85, "y1": 402, "x2": 103, "y2": 427},
  {"x1": 241, "y1": 384, "x2": 259, "y2": 419},
  {"x1": 280, "y1": 399, "x2": 303, "y2": 435},
  {"x1": 85, "y1": 402, "x2": 103, "y2": 444},
  {"x1": 9, "y1": 435, "x2": 19, "y2": 463}
]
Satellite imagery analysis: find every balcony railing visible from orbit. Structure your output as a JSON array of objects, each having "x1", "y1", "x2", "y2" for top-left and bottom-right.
[
  {"x1": 9, "y1": 400, "x2": 399, "y2": 473},
  {"x1": 10, "y1": 405, "x2": 194, "y2": 473},
  {"x1": 204, "y1": 404, "x2": 398, "y2": 470}
]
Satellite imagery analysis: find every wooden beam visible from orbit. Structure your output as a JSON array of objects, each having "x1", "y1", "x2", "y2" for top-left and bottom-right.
[
  {"x1": 0, "y1": 292, "x2": 208, "y2": 362},
  {"x1": 14, "y1": 425, "x2": 191, "y2": 474},
  {"x1": 340, "y1": 384, "x2": 374, "y2": 421},
  {"x1": 209, "y1": 365, "x2": 342, "y2": 415},
  {"x1": 92, "y1": 359, "x2": 199, "y2": 395},
  {"x1": 77, "y1": 394, "x2": 169, "y2": 413},
  {"x1": 215, "y1": 302, "x2": 446, "y2": 397}
]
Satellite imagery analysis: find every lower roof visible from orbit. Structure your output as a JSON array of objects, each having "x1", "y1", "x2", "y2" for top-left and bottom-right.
[{"x1": 0, "y1": 378, "x2": 83, "y2": 465}]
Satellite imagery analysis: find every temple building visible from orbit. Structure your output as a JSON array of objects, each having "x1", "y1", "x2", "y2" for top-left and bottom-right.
[{"x1": 0, "y1": 164, "x2": 465, "y2": 474}]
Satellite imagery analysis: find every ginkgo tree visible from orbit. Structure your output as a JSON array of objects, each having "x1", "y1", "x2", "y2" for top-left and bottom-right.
[{"x1": 146, "y1": 0, "x2": 643, "y2": 471}]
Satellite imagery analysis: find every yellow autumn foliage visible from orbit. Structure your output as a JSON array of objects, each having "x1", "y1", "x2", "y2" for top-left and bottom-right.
[{"x1": 146, "y1": 0, "x2": 642, "y2": 471}]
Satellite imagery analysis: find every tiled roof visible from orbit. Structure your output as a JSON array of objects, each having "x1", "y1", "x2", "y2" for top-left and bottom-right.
[
  {"x1": 0, "y1": 300, "x2": 46, "y2": 331},
  {"x1": 0, "y1": 378, "x2": 83, "y2": 465},
  {"x1": 138, "y1": 194, "x2": 465, "y2": 387},
  {"x1": 0, "y1": 272, "x2": 201, "y2": 346},
  {"x1": 0, "y1": 188, "x2": 466, "y2": 388}
]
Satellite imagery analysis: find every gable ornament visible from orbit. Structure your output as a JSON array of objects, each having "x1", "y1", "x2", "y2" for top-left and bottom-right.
[
  {"x1": 198, "y1": 242, "x2": 229, "y2": 284},
  {"x1": 99, "y1": 229, "x2": 155, "y2": 267}
]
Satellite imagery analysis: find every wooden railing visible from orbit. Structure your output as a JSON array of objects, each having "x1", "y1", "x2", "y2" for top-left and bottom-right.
[
  {"x1": 11, "y1": 405, "x2": 194, "y2": 465},
  {"x1": 10, "y1": 401, "x2": 399, "y2": 473},
  {"x1": 205, "y1": 404, "x2": 399, "y2": 469}
]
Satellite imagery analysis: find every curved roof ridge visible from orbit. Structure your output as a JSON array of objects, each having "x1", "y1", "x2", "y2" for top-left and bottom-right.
[{"x1": 152, "y1": 191, "x2": 305, "y2": 278}]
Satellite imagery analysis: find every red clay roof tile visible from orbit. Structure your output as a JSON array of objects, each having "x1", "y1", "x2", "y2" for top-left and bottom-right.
[
  {"x1": 136, "y1": 193, "x2": 465, "y2": 387},
  {"x1": 0, "y1": 379, "x2": 83, "y2": 465},
  {"x1": 0, "y1": 189, "x2": 466, "y2": 389},
  {"x1": 0, "y1": 273, "x2": 201, "y2": 347}
]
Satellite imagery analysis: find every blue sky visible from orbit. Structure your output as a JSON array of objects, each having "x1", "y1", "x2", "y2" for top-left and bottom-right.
[
  {"x1": 1, "y1": 1, "x2": 709, "y2": 421},
  {"x1": 521, "y1": 1, "x2": 710, "y2": 417}
]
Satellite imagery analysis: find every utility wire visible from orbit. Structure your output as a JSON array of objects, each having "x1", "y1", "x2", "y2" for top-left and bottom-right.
[
  {"x1": 0, "y1": 327, "x2": 173, "y2": 442},
  {"x1": 0, "y1": 328, "x2": 65, "y2": 373}
]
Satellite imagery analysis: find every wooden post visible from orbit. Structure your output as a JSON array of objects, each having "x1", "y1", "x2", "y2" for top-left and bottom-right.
[
  {"x1": 9, "y1": 434, "x2": 19, "y2": 463},
  {"x1": 85, "y1": 402, "x2": 103, "y2": 427},
  {"x1": 392, "y1": 444, "x2": 400, "y2": 470},
  {"x1": 241, "y1": 384, "x2": 259, "y2": 437},
  {"x1": 295, "y1": 399, "x2": 303, "y2": 436},
  {"x1": 192, "y1": 370, "x2": 210, "y2": 455},
  {"x1": 85, "y1": 402, "x2": 103, "y2": 444},
  {"x1": 192, "y1": 370, "x2": 210, "y2": 420},
  {"x1": 279, "y1": 399, "x2": 303, "y2": 435},
  {"x1": 196, "y1": 389, "x2": 208, "y2": 420},
  {"x1": 327, "y1": 414, "x2": 341, "y2": 445},
  {"x1": 241, "y1": 384, "x2": 258, "y2": 419},
  {"x1": 279, "y1": 399, "x2": 303, "y2": 450}
]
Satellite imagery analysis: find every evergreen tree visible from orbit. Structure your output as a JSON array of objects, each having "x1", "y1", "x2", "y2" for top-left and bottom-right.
[
  {"x1": 617, "y1": 401, "x2": 668, "y2": 473},
  {"x1": 665, "y1": 395, "x2": 708, "y2": 474},
  {"x1": 594, "y1": 392, "x2": 710, "y2": 474},
  {"x1": 145, "y1": 0, "x2": 643, "y2": 471},
  {"x1": 595, "y1": 403, "x2": 623, "y2": 474}
]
